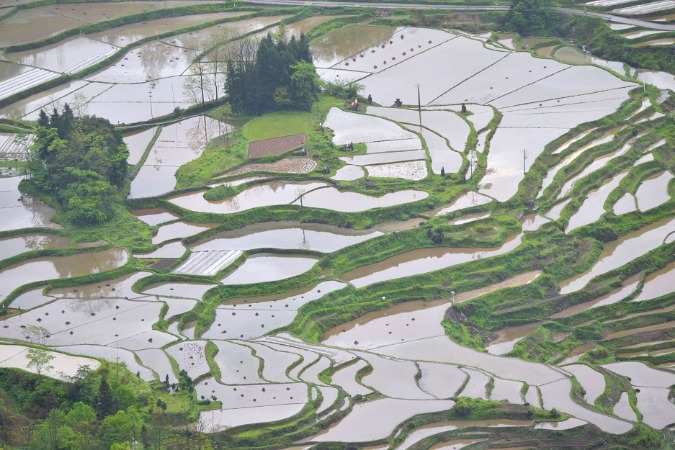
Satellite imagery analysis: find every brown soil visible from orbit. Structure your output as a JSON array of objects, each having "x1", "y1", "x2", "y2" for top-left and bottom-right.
[
  {"x1": 248, "y1": 133, "x2": 305, "y2": 158},
  {"x1": 225, "y1": 157, "x2": 317, "y2": 176},
  {"x1": 152, "y1": 259, "x2": 176, "y2": 270}
]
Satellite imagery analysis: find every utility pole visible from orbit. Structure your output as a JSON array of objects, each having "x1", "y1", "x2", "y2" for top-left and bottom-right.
[{"x1": 522, "y1": 149, "x2": 527, "y2": 175}]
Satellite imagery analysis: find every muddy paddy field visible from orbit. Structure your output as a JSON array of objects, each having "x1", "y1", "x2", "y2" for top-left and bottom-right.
[{"x1": 0, "y1": 1, "x2": 673, "y2": 448}]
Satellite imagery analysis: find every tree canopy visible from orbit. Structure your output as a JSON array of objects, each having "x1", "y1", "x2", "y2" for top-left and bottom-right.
[
  {"x1": 225, "y1": 33, "x2": 319, "y2": 115},
  {"x1": 29, "y1": 106, "x2": 129, "y2": 226},
  {"x1": 506, "y1": 0, "x2": 555, "y2": 36}
]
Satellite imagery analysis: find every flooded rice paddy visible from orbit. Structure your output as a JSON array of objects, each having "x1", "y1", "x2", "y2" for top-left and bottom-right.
[{"x1": 0, "y1": 5, "x2": 673, "y2": 446}]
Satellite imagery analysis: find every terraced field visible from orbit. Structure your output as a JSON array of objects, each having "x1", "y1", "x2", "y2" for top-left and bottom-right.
[{"x1": 0, "y1": 1, "x2": 673, "y2": 448}]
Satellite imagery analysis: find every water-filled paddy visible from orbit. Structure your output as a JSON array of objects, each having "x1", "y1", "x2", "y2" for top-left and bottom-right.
[
  {"x1": 1, "y1": 9, "x2": 673, "y2": 446},
  {"x1": 345, "y1": 233, "x2": 522, "y2": 288},
  {"x1": 560, "y1": 217, "x2": 675, "y2": 294},
  {"x1": 307, "y1": 398, "x2": 456, "y2": 443},
  {"x1": 193, "y1": 222, "x2": 381, "y2": 253},
  {"x1": 222, "y1": 255, "x2": 318, "y2": 285},
  {"x1": 0, "y1": 248, "x2": 127, "y2": 302}
]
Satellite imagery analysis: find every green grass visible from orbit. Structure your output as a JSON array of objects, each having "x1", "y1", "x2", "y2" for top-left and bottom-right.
[{"x1": 243, "y1": 111, "x2": 314, "y2": 141}]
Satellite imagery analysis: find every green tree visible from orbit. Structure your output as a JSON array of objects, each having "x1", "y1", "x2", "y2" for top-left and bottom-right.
[
  {"x1": 507, "y1": 0, "x2": 554, "y2": 36},
  {"x1": 26, "y1": 348, "x2": 55, "y2": 376},
  {"x1": 66, "y1": 402, "x2": 98, "y2": 439},
  {"x1": 61, "y1": 168, "x2": 116, "y2": 225},
  {"x1": 290, "y1": 60, "x2": 320, "y2": 111},
  {"x1": 99, "y1": 408, "x2": 141, "y2": 449},
  {"x1": 97, "y1": 376, "x2": 114, "y2": 420},
  {"x1": 28, "y1": 105, "x2": 128, "y2": 226},
  {"x1": 226, "y1": 32, "x2": 316, "y2": 115},
  {"x1": 273, "y1": 86, "x2": 293, "y2": 109}
]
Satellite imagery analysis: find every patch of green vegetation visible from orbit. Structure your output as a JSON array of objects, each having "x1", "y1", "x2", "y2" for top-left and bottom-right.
[
  {"x1": 243, "y1": 111, "x2": 314, "y2": 141},
  {"x1": 203, "y1": 184, "x2": 237, "y2": 201}
]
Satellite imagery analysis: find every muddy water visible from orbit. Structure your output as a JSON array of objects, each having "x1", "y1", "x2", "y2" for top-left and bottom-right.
[
  {"x1": 130, "y1": 116, "x2": 229, "y2": 198},
  {"x1": 344, "y1": 232, "x2": 523, "y2": 288},
  {"x1": 0, "y1": 8, "x2": 84, "y2": 47},
  {"x1": 558, "y1": 343, "x2": 595, "y2": 365},
  {"x1": 400, "y1": 419, "x2": 531, "y2": 450},
  {"x1": 267, "y1": 16, "x2": 348, "y2": 41},
  {"x1": 535, "y1": 418, "x2": 587, "y2": 431},
  {"x1": 603, "y1": 321, "x2": 675, "y2": 341},
  {"x1": 566, "y1": 170, "x2": 628, "y2": 232},
  {"x1": 192, "y1": 221, "x2": 381, "y2": 253},
  {"x1": 450, "y1": 212, "x2": 491, "y2": 226},
  {"x1": 635, "y1": 171, "x2": 673, "y2": 211},
  {"x1": 165, "y1": 16, "x2": 289, "y2": 50},
  {"x1": 0, "y1": 233, "x2": 71, "y2": 261},
  {"x1": 0, "y1": 248, "x2": 127, "y2": 302},
  {"x1": 297, "y1": 187, "x2": 429, "y2": 212},
  {"x1": 634, "y1": 262, "x2": 675, "y2": 302},
  {"x1": 485, "y1": 322, "x2": 540, "y2": 356},
  {"x1": 88, "y1": 12, "x2": 248, "y2": 46},
  {"x1": 0, "y1": 79, "x2": 85, "y2": 120},
  {"x1": 311, "y1": 25, "x2": 397, "y2": 68},
  {"x1": 48, "y1": 271, "x2": 150, "y2": 300},
  {"x1": 221, "y1": 255, "x2": 318, "y2": 285},
  {"x1": 521, "y1": 214, "x2": 550, "y2": 232},
  {"x1": 169, "y1": 181, "x2": 328, "y2": 214},
  {"x1": 553, "y1": 275, "x2": 641, "y2": 319},
  {"x1": 10, "y1": 36, "x2": 118, "y2": 74},
  {"x1": 0, "y1": 177, "x2": 59, "y2": 231},
  {"x1": 324, "y1": 271, "x2": 541, "y2": 347},
  {"x1": 307, "y1": 398, "x2": 455, "y2": 443},
  {"x1": 435, "y1": 192, "x2": 492, "y2": 216},
  {"x1": 560, "y1": 217, "x2": 675, "y2": 294}
]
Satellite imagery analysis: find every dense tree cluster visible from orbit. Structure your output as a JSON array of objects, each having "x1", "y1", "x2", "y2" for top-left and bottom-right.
[
  {"x1": 506, "y1": 0, "x2": 554, "y2": 36},
  {"x1": 225, "y1": 33, "x2": 320, "y2": 115},
  {"x1": 0, "y1": 364, "x2": 201, "y2": 449},
  {"x1": 29, "y1": 105, "x2": 129, "y2": 225}
]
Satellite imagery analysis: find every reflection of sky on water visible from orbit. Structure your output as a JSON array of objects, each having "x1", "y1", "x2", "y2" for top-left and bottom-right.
[{"x1": 129, "y1": 116, "x2": 230, "y2": 198}]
